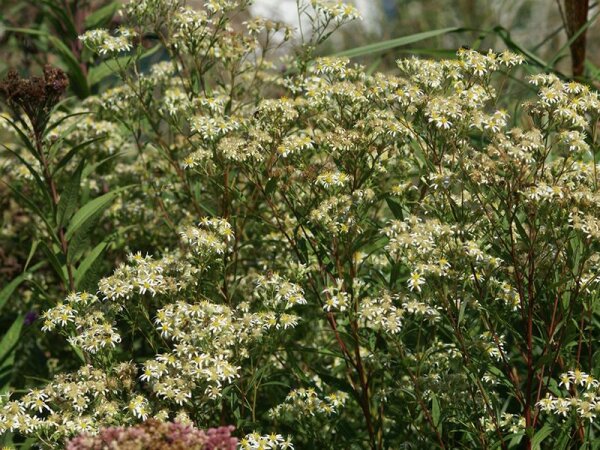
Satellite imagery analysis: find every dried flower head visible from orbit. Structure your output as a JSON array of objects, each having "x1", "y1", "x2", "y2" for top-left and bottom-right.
[{"x1": 0, "y1": 65, "x2": 68, "y2": 136}]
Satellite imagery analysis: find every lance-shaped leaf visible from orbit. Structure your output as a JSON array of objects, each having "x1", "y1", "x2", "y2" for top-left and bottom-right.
[{"x1": 65, "y1": 185, "x2": 132, "y2": 241}]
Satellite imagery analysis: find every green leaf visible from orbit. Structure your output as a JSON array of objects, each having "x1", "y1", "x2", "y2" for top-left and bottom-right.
[
  {"x1": 53, "y1": 137, "x2": 108, "y2": 176},
  {"x1": 0, "y1": 262, "x2": 43, "y2": 313},
  {"x1": 68, "y1": 207, "x2": 106, "y2": 264},
  {"x1": 69, "y1": 342, "x2": 86, "y2": 364},
  {"x1": 385, "y1": 197, "x2": 404, "y2": 220},
  {"x1": 81, "y1": 152, "x2": 123, "y2": 178},
  {"x1": 0, "y1": 315, "x2": 24, "y2": 369},
  {"x1": 314, "y1": 369, "x2": 354, "y2": 395},
  {"x1": 75, "y1": 241, "x2": 108, "y2": 289},
  {"x1": 84, "y1": 1, "x2": 119, "y2": 30},
  {"x1": 39, "y1": 0, "x2": 78, "y2": 39},
  {"x1": 1, "y1": 144, "x2": 53, "y2": 207},
  {"x1": 333, "y1": 27, "x2": 461, "y2": 58},
  {"x1": 390, "y1": 261, "x2": 401, "y2": 287},
  {"x1": 57, "y1": 161, "x2": 84, "y2": 228},
  {"x1": 505, "y1": 432, "x2": 524, "y2": 448},
  {"x1": 531, "y1": 423, "x2": 553, "y2": 450},
  {"x1": 52, "y1": 137, "x2": 98, "y2": 175},
  {"x1": 40, "y1": 242, "x2": 68, "y2": 286},
  {"x1": 19, "y1": 437, "x2": 36, "y2": 450},
  {"x1": 458, "y1": 298, "x2": 467, "y2": 325},
  {"x1": 0, "y1": 432, "x2": 13, "y2": 447},
  {"x1": 491, "y1": 26, "x2": 548, "y2": 68},
  {"x1": 555, "y1": 423, "x2": 573, "y2": 450},
  {"x1": 512, "y1": 213, "x2": 530, "y2": 246},
  {"x1": 65, "y1": 186, "x2": 131, "y2": 241},
  {"x1": 0, "y1": 276, "x2": 27, "y2": 314},
  {"x1": 265, "y1": 177, "x2": 277, "y2": 196},
  {"x1": 45, "y1": 111, "x2": 91, "y2": 139},
  {"x1": 0, "y1": 114, "x2": 39, "y2": 161},
  {"x1": 431, "y1": 393, "x2": 441, "y2": 430},
  {"x1": 296, "y1": 237, "x2": 309, "y2": 264},
  {"x1": 3, "y1": 182, "x2": 60, "y2": 247},
  {"x1": 23, "y1": 239, "x2": 39, "y2": 272}
]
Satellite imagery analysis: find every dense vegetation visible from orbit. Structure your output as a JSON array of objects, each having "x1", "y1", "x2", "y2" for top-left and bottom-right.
[{"x1": 1, "y1": 1, "x2": 600, "y2": 448}]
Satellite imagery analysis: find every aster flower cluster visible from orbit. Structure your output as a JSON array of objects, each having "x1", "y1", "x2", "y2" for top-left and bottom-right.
[
  {"x1": 480, "y1": 412, "x2": 526, "y2": 435},
  {"x1": 142, "y1": 300, "x2": 248, "y2": 402},
  {"x1": 537, "y1": 371, "x2": 600, "y2": 421},
  {"x1": 97, "y1": 252, "x2": 190, "y2": 301},
  {"x1": 0, "y1": 364, "x2": 139, "y2": 440},
  {"x1": 239, "y1": 432, "x2": 294, "y2": 450},
  {"x1": 79, "y1": 28, "x2": 137, "y2": 56},
  {"x1": 254, "y1": 272, "x2": 307, "y2": 311},
  {"x1": 41, "y1": 292, "x2": 121, "y2": 354},
  {"x1": 269, "y1": 388, "x2": 349, "y2": 419},
  {"x1": 180, "y1": 217, "x2": 235, "y2": 258},
  {"x1": 98, "y1": 219, "x2": 234, "y2": 303}
]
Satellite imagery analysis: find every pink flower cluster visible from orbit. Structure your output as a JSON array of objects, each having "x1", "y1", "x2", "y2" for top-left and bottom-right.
[{"x1": 66, "y1": 420, "x2": 238, "y2": 450}]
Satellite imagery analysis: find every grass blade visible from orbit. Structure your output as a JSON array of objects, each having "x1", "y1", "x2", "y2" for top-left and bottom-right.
[{"x1": 332, "y1": 27, "x2": 461, "y2": 58}]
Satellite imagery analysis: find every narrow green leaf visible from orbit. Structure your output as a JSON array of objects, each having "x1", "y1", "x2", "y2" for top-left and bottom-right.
[
  {"x1": 39, "y1": 0, "x2": 78, "y2": 39},
  {"x1": 531, "y1": 423, "x2": 553, "y2": 450},
  {"x1": 3, "y1": 26, "x2": 46, "y2": 37},
  {"x1": 0, "y1": 114, "x2": 39, "y2": 161},
  {"x1": 314, "y1": 370, "x2": 354, "y2": 395},
  {"x1": 0, "y1": 262, "x2": 43, "y2": 313},
  {"x1": 0, "y1": 432, "x2": 13, "y2": 446},
  {"x1": 81, "y1": 152, "x2": 123, "y2": 178},
  {"x1": 296, "y1": 237, "x2": 309, "y2": 264},
  {"x1": 1, "y1": 144, "x2": 52, "y2": 206},
  {"x1": 555, "y1": 423, "x2": 572, "y2": 450},
  {"x1": 84, "y1": 1, "x2": 119, "y2": 29},
  {"x1": 0, "y1": 277, "x2": 27, "y2": 314},
  {"x1": 333, "y1": 27, "x2": 461, "y2": 58},
  {"x1": 512, "y1": 214, "x2": 530, "y2": 246},
  {"x1": 69, "y1": 342, "x2": 86, "y2": 364},
  {"x1": 45, "y1": 111, "x2": 91, "y2": 138},
  {"x1": 53, "y1": 137, "x2": 107, "y2": 176},
  {"x1": 431, "y1": 393, "x2": 441, "y2": 429},
  {"x1": 40, "y1": 242, "x2": 68, "y2": 286},
  {"x1": 265, "y1": 177, "x2": 277, "y2": 196},
  {"x1": 65, "y1": 186, "x2": 131, "y2": 241},
  {"x1": 390, "y1": 261, "x2": 401, "y2": 287},
  {"x1": 19, "y1": 437, "x2": 36, "y2": 450},
  {"x1": 506, "y1": 433, "x2": 524, "y2": 448},
  {"x1": 0, "y1": 315, "x2": 24, "y2": 368},
  {"x1": 68, "y1": 208, "x2": 105, "y2": 264},
  {"x1": 491, "y1": 26, "x2": 548, "y2": 68},
  {"x1": 458, "y1": 299, "x2": 467, "y2": 325},
  {"x1": 24, "y1": 239, "x2": 39, "y2": 272},
  {"x1": 57, "y1": 161, "x2": 84, "y2": 228},
  {"x1": 366, "y1": 57, "x2": 382, "y2": 75},
  {"x1": 385, "y1": 197, "x2": 404, "y2": 220},
  {"x1": 585, "y1": 60, "x2": 600, "y2": 81},
  {"x1": 3, "y1": 182, "x2": 60, "y2": 247},
  {"x1": 75, "y1": 241, "x2": 108, "y2": 289}
]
